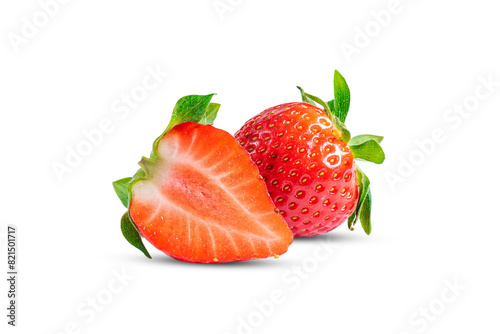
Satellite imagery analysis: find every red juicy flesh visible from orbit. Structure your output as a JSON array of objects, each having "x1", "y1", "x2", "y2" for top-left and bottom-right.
[
  {"x1": 129, "y1": 122, "x2": 293, "y2": 263},
  {"x1": 235, "y1": 102, "x2": 359, "y2": 237}
]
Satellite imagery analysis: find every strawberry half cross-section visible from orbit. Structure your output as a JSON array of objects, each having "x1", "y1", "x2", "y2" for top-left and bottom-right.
[{"x1": 113, "y1": 94, "x2": 293, "y2": 263}]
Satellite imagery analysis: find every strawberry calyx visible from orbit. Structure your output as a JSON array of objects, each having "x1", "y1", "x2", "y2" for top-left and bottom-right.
[
  {"x1": 297, "y1": 70, "x2": 385, "y2": 235},
  {"x1": 112, "y1": 94, "x2": 220, "y2": 258}
]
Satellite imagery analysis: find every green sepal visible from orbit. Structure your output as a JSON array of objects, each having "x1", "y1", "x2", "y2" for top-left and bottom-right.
[
  {"x1": 121, "y1": 212, "x2": 151, "y2": 259},
  {"x1": 359, "y1": 188, "x2": 372, "y2": 235},
  {"x1": 350, "y1": 139, "x2": 385, "y2": 164},
  {"x1": 327, "y1": 99, "x2": 335, "y2": 113},
  {"x1": 300, "y1": 89, "x2": 334, "y2": 118},
  {"x1": 349, "y1": 134, "x2": 384, "y2": 146},
  {"x1": 297, "y1": 86, "x2": 317, "y2": 106},
  {"x1": 113, "y1": 177, "x2": 133, "y2": 207},
  {"x1": 333, "y1": 70, "x2": 351, "y2": 123},
  {"x1": 296, "y1": 87, "x2": 351, "y2": 143},
  {"x1": 153, "y1": 94, "x2": 217, "y2": 153},
  {"x1": 202, "y1": 103, "x2": 221, "y2": 125},
  {"x1": 348, "y1": 166, "x2": 371, "y2": 235}
]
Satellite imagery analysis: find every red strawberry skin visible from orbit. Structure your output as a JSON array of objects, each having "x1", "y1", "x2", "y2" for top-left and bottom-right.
[
  {"x1": 129, "y1": 122, "x2": 293, "y2": 263},
  {"x1": 235, "y1": 102, "x2": 359, "y2": 237}
]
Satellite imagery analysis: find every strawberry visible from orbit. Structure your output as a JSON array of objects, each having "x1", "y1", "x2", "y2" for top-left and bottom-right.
[
  {"x1": 235, "y1": 71, "x2": 385, "y2": 237},
  {"x1": 113, "y1": 94, "x2": 293, "y2": 263}
]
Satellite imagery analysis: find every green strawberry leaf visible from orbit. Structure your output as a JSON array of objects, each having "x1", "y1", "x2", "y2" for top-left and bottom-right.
[
  {"x1": 350, "y1": 139, "x2": 385, "y2": 164},
  {"x1": 113, "y1": 168, "x2": 147, "y2": 208},
  {"x1": 327, "y1": 99, "x2": 335, "y2": 113},
  {"x1": 356, "y1": 167, "x2": 371, "y2": 212},
  {"x1": 113, "y1": 177, "x2": 132, "y2": 207},
  {"x1": 201, "y1": 103, "x2": 221, "y2": 125},
  {"x1": 359, "y1": 188, "x2": 372, "y2": 235},
  {"x1": 349, "y1": 134, "x2": 384, "y2": 146},
  {"x1": 297, "y1": 86, "x2": 317, "y2": 106},
  {"x1": 348, "y1": 167, "x2": 371, "y2": 232},
  {"x1": 166, "y1": 93, "x2": 216, "y2": 130},
  {"x1": 121, "y1": 212, "x2": 151, "y2": 259},
  {"x1": 333, "y1": 70, "x2": 351, "y2": 123}
]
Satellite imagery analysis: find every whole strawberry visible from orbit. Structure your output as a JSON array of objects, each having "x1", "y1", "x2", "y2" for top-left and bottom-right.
[{"x1": 235, "y1": 71, "x2": 385, "y2": 237}]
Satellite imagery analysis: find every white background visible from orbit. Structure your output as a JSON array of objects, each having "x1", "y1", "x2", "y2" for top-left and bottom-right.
[{"x1": 1, "y1": 0, "x2": 499, "y2": 333}]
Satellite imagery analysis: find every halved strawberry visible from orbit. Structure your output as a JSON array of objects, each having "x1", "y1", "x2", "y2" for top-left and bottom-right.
[
  {"x1": 113, "y1": 94, "x2": 293, "y2": 263},
  {"x1": 235, "y1": 71, "x2": 385, "y2": 237}
]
